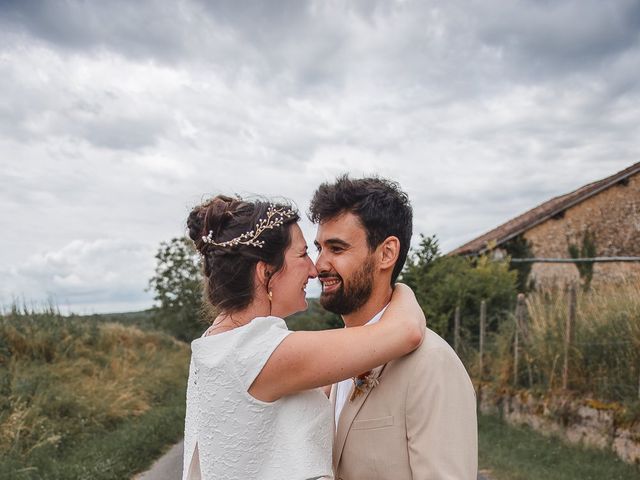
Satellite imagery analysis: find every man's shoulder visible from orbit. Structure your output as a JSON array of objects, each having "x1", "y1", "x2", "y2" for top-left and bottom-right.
[
  {"x1": 380, "y1": 328, "x2": 475, "y2": 403},
  {"x1": 407, "y1": 327, "x2": 456, "y2": 358},
  {"x1": 421, "y1": 327, "x2": 454, "y2": 350},
  {"x1": 388, "y1": 328, "x2": 464, "y2": 373}
]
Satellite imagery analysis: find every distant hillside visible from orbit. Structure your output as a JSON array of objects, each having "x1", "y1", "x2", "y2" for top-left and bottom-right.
[
  {"x1": 285, "y1": 298, "x2": 342, "y2": 331},
  {"x1": 85, "y1": 299, "x2": 342, "y2": 334},
  {"x1": 79, "y1": 309, "x2": 157, "y2": 330}
]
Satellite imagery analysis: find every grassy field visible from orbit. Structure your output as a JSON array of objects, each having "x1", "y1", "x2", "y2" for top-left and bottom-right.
[
  {"x1": 472, "y1": 282, "x2": 640, "y2": 403},
  {"x1": 0, "y1": 309, "x2": 190, "y2": 480},
  {"x1": 479, "y1": 414, "x2": 640, "y2": 480},
  {"x1": 4, "y1": 301, "x2": 639, "y2": 479}
]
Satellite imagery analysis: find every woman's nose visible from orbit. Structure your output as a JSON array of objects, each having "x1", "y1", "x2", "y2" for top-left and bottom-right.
[{"x1": 307, "y1": 257, "x2": 318, "y2": 279}]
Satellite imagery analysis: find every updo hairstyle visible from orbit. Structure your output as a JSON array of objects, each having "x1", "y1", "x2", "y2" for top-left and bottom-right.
[{"x1": 187, "y1": 195, "x2": 300, "y2": 314}]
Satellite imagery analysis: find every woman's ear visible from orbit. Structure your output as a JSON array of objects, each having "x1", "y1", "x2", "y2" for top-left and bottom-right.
[
  {"x1": 378, "y1": 236, "x2": 400, "y2": 271},
  {"x1": 256, "y1": 260, "x2": 272, "y2": 287}
]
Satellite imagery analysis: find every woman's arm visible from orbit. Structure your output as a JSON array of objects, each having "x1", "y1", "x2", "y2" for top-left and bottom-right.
[
  {"x1": 321, "y1": 385, "x2": 331, "y2": 398},
  {"x1": 250, "y1": 283, "x2": 425, "y2": 402}
]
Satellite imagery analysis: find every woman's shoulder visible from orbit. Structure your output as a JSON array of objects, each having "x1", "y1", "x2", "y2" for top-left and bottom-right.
[
  {"x1": 191, "y1": 316, "x2": 289, "y2": 355},
  {"x1": 235, "y1": 316, "x2": 291, "y2": 353},
  {"x1": 245, "y1": 315, "x2": 289, "y2": 334}
]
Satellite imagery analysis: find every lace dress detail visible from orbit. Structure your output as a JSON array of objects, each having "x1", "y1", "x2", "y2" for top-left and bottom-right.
[{"x1": 183, "y1": 316, "x2": 333, "y2": 480}]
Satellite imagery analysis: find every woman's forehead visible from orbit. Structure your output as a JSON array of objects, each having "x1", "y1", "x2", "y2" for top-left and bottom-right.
[{"x1": 290, "y1": 223, "x2": 306, "y2": 245}]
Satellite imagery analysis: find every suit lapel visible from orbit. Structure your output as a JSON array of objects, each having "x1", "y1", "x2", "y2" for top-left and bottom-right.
[{"x1": 333, "y1": 364, "x2": 387, "y2": 470}]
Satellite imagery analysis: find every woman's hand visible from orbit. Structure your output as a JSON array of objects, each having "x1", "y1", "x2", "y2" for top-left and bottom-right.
[{"x1": 379, "y1": 283, "x2": 426, "y2": 350}]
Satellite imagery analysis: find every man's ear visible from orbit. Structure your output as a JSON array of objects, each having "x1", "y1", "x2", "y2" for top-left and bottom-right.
[{"x1": 378, "y1": 236, "x2": 400, "y2": 271}]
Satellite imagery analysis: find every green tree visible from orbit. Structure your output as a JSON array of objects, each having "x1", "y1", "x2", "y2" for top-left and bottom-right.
[
  {"x1": 402, "y1": 235, "x2": 518, "y2": 345},
  {"x1": 285, "y1": 298, "x2": 343, "y2": 331},
  {"x1": 401, "y1": 234, "x2": 441, "y2": 291},
  {"x1": 148, "y1": 237, "x2": 205, "y2": 341},
  {"x1": 568, "y1": 229, "x2": 597, "y2": 291},
  {"x1": 503, "y1": 234, "x2": 535, "y2": 292}
]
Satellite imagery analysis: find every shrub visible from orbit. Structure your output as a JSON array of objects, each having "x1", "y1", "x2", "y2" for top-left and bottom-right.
[{"x1": 402, "y1": 235, "x2": 518, "y2": 345}]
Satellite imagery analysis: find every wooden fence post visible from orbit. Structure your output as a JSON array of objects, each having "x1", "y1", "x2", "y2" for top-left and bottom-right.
[
  {"x1": 513, "y1": 293, "x2": 526, "y2": 386},
  {"x1": 454, "y1": 305, "x2": 461, "y2": 353},
  {"x1": 563, "y1": 284, "x2": 577, "y2": 390},
  {"x1": 479, "y1": 300, "x2": 486, "y2": 380},
  {"x1": 513, "y1": 295, "x2": 519, "y2": 386}
]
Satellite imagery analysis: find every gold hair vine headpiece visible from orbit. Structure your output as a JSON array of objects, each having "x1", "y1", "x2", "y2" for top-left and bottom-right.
[{"x1": 202, "y1": 204, "x2": 295, "y2": 249}]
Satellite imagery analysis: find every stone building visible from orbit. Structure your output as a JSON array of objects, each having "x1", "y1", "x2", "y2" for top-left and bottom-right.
[{"x1": 449, "y1": 162, "x2": 640, "y2": 289}]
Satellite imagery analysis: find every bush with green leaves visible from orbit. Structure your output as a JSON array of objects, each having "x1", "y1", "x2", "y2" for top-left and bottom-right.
[
  {"x1": 285, "y1": 298, "x2": 342, "y2": 331},
  {"x1": 402, "y1": 235, "x2": 518, "y2": 348},
  {"x1": 148, "y1": 237, "x2": 205, "y2": 342}
]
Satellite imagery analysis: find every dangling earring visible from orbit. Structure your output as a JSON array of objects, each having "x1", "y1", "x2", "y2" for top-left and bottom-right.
[{"x1": 268, "y1": 290, "x2": 273, "y2": 303}]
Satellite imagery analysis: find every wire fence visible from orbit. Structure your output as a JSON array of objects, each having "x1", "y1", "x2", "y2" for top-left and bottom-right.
[{"x1": 454, "y1": 282, "x2": 640, "y2": 402}]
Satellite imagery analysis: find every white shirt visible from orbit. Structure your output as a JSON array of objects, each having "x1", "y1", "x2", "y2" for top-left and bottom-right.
[
  {"x1": 334, "y1": 305, "x2": 388, "y2": 428},
  {"x1": 183, "y1": 316, "x2": 333, "y2": 480}
]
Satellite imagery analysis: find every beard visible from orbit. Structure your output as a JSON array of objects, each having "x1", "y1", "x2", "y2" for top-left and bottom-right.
[{"x1": 320, "y1": 256, "x2": 375, "y2": 315}]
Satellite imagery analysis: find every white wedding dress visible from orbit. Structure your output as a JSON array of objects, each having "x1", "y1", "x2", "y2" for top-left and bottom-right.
[{"x1": 183, "y1": 316, "x2": 334, "y2": 480}]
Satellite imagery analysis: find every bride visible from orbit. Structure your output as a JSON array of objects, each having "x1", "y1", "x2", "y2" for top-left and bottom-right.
[{"x1": 183, "y1": 194, "x2": 425, "y2": 480}]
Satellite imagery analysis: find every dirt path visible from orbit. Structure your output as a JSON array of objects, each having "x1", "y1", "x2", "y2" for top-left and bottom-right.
[
  {"x1": 134, "y1": 440, "x2": 492, "y2": 480},
  {"x1": 133, "y1": 440, "x2": 183, "y2": 480}
]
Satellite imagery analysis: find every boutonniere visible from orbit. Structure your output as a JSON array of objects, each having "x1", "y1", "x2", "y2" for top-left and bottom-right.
[{"x1": 350, "y1": 370, "x2": 380, "y2": 402}]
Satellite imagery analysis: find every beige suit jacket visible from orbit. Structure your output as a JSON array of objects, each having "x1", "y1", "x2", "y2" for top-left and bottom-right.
[{"x1": 331, "y1": 328, "x2": 477, "y2": 480}]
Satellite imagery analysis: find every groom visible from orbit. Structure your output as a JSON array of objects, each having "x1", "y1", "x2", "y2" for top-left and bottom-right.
[{"x1": 310, "y1": 175, "x2": 477, "y2": 480}]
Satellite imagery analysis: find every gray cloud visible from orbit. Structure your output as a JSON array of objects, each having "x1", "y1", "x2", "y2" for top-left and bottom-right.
[
  {"x1": 0, "y1": 0, "x2": 193, "y2": 61},
  {"x1": 0, "y1": 238, "x2": 156, "y2": 313},
  {"x1": 1, "y1": 0, "x2": 639, "y2": 312},
  {"x1": 475, "y1": 0, "x2": 640, "y2": 78}
]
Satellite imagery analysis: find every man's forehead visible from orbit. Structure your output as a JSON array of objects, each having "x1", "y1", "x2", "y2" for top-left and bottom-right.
[{"x1": 314, "y1": 212, "x2": 366, "y2": 242}]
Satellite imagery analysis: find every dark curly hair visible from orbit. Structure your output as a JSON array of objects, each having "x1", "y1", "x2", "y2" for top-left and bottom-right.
[
  {"x1": 308, "y1": 175, "x2": 412, "y2": 283},
  {"x1": 187, "y1": 195, "x2": 300, "y2": 313}
]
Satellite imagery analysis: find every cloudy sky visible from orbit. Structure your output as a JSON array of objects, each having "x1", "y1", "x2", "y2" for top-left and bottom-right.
[{"x1": 1, "y1": 0, "x2": 639, "y2": 313}]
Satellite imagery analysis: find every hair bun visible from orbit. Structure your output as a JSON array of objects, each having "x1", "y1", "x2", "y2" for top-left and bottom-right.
[
  {"x1": 186, "y1": 206, "x2": 206, "y2": 245},
  {"x1": 187, "y1": 195, "x2": 239, "y2": 253}
]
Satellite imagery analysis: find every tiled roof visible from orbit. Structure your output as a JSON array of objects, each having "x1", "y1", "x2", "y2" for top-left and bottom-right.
[{"x1": 449, "y1": 161, "x2": 640, "y2": 256}]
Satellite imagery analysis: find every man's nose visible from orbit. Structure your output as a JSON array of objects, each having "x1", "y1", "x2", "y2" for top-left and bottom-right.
[{"x1": 314, "y1": 249, "x2": 328, "y2": 273}]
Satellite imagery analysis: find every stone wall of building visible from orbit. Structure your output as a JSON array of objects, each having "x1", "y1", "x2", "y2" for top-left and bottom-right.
[{"x1": 522, "y1": 172, "x2": 640, "y2": 288}]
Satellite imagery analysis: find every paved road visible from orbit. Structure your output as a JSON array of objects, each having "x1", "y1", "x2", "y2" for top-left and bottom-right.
[
  {"x1": 134, "y1": 440, "x2": 492, "y2": 480},
  {"x1": 133, "y1": 440, "x2": 183, "y2": 480}
]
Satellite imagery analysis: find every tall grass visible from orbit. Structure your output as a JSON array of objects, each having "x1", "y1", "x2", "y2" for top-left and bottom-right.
[
  {"x1": 0, "y1": 307, "x2": 190, "y2": 479},
  {"x1": 571, "y1": 283, "x2": 640, "y2": 401},
  {"x1": 470, "y1": 282, "x2": 640, "y2": 403}
]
